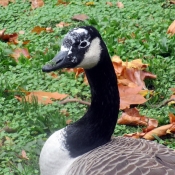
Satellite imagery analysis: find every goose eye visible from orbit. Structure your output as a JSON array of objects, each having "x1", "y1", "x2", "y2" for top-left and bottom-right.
[{"x1": 79, "y1": 41, "x2": 88, "y2": 48}]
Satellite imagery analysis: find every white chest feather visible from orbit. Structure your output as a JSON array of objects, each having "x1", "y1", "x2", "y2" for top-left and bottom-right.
[{"x1": 39, "y1": 128, "x2": 77, "y2": 175}]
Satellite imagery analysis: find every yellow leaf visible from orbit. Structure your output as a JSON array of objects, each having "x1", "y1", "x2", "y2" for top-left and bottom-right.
[{"x1": 85, "y1": 2, "x2": 94, "y2": 6}]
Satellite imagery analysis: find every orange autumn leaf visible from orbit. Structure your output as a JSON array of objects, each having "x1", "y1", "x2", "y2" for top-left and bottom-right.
[
  {"x1": 66, "y1": 119, "x2": 72, "y2": 125},
  {"x1": 167, "y1": 20, "x2": 175, "y2": 36},
  {"x1": 0, "y1": 0, "x2": 14, "y2": 7},
  {"x1": 119, "y1": 85, "x2": 147, "y2": 109},
  {"x1": 0, "y1": 0, "x2": 9, "y2": 6},
  {"x1": 117, "y1": 1, "x2": 124, "y2": 8},
  {"x1": 46, "y1": 27, "x2": 54, "y2": 33},
  {"x1": 169, "y1": 113, "x2": 175, "y2": 124},
  {"x1": 143, "y1": 124, "x2": 175, "y2": 140},
  {"x1": 31, "y1": 26, "x2": 46, "y2": 34},
  {"x1": 167, "y1": 124, "x2": 175, "y2": 133},
  {"x1": 19, "y1": 150, "x2": 29, "y2": 160},
  {"x1": 56, "y1": 22, "x2": 70, "y2": 28},
  {"x1": 57, "y1": 0, "x2": 69, "y2": 5},
  {"x1": 15, "y1": 91, "x2": 68, "y2": 104},
  {"x1": 72, "y1": 14, "x2": 89, "y2": 21},
  {"x1": 117, "y1": 108, "x2": 158, "y2": 132},
  {"x1": 170, "y1": 0, "x2": 175, "y2": 4},
  {"x1": 11, "y1": 48, "x2": 30, "y2": 61},
  {"x1": 112, "y1": 56, "x2": 156, "y2": 89},
  {"x1": 0, "y1": 29, "x2": 18, "y2": 44},
  {"x1": 49, "y1": 72, "x2": 58, "y2": 78},
  {"x1": 124, "y1": 132, "x2": 145, "y2": 139},
  {"x1": 106, "y1": 2, "x2": 113, "y2": 6},
  {"x1": 30, "y1": 0, "x2": 44, "y2": 9}
]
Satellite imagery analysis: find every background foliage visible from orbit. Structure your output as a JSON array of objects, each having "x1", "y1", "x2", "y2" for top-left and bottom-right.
[{"x1": 0, "y1": 0, "x2": 175, "y2": 174}]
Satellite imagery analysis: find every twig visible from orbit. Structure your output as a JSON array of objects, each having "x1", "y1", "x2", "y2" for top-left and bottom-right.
[
  {"x1": 59, "y1": 98, "x2": 91, "y2": 106},
  {"x1": 158, "y1": 98, "x2": 175, "y2": 108}
]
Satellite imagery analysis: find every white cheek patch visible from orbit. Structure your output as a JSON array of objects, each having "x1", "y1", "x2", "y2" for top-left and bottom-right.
[
  {"x1": 76, "y1": 37, "x2": 101, "y2": 69},
  {"x1": 61, "y1": 45, "x2": 69, "y2": 51},
  {"x1": 74, "y1": 28, "x2": 88, "y2": 34}
]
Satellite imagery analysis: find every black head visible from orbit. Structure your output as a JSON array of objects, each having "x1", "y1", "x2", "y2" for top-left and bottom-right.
[{"x1": 42, "y1": 26, "x2": 105, "y2": 72}]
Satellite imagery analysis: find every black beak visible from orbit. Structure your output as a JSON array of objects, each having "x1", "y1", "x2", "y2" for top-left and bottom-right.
[{"x1": 42, "y1": 51, "x2": 69, "y2": 72}]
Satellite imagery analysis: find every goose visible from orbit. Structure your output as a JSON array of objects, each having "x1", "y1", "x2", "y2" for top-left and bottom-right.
[{"x1": 40, "y1": 26, "x2": 175, "y2": 175}]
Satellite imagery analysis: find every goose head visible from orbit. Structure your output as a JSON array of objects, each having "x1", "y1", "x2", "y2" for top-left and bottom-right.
[{"x1": 42, "y1": 26, "x2": 104, "y2": 71}]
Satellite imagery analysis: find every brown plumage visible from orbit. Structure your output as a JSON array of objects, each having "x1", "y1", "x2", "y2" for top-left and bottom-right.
[{"x1": 66, "y1": 137, "x2": 175, "y2": 175}]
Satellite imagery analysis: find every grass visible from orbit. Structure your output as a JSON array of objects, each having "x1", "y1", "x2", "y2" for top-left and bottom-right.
[{"x1": 0, "y1": 0, "x2": 175, "y2": 174}]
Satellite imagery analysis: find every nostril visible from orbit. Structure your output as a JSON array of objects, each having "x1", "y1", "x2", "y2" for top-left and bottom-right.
[{"x1": 56, "y1": 59, "x2": 62, "y2": 64}]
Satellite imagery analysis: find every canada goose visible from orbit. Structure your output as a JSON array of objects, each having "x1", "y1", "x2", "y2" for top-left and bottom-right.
[{"x1": 40, "y1": 26, "x2": 175, "y2": 175}]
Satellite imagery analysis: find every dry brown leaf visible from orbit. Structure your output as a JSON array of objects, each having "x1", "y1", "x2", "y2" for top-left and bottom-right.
[
  {"x1": 57, "y1": 0, "x2": 69, "y2": 5},
  {"x1": 30, "y1": 0, "x2": 44, "y2": 9},
  {"x1": 0, "y1": 29, "x2": 18, "y2": 44},
  {"x1": 85, "y1": 2, "x2": 95, "y2": 6},
  {"x1": 49, "y1": 72, "x2": 58, "y2": 78},
  {"x1": 143, "y1": 124, "x2": 174, "y2": 140},
  {"x1": 31, "y1": 26, "x2": 46, "y2": 34},
  {"x1": 124, "y1": 132, "x2": 145, "y2": 139},
  {"x1": 60, "y1": 109, "x2": 69, "y2": 117},
  {"x1": 66, "y1": 119, "x2": 72, "y2": 125},
  {"x1": 15, "y1": 91, "x2": 68, "y2": 104},
  {"x1": 20, "y1": 150, "x2": 29, "y2": 160},
  {"x1": 170, "y1": 0, "x2": 175, "y2": 4},
  {"x1": 119, "y1": 85, "x2": 147, "y2": 109},
  {"x1": 46, "y1": 27, "x2": 53, "y2": 33},
  {"x1": 56, "y1": 22, "x2": 70, "y2": 28},
  {"x1": 167, "y1": 20, "x2": 175, "y2": 36},
  {"x1": 72, "y1": 14, "x2": 89, "y2": 21},
  {"x1": 0, "y1": 0, "x2": 9, "y2": 6},
  {"x1": 18, "y1": 30, "x2": 25, "y2": 35},
  {"x1": 23, "y1": 40, "x2": 30, "y2": 45},
  {"x1": 106, "y1": 2, "x2": 113, "y2": 6},
  {"x1": 117, "y1": 1, "x2": 124, "y2": 8},
  {"x1": 112, "y1": 56, "x2": 156, "y2": 89},
  {"x1": 169, "y1": 113, "x2": 175, "y2": 124},
  {"x1": 117, "y1": 108, "x2": 158, "y2": 132},
  {"x1": 11, "y1": 48, "x2": 30, "y2": 62}
]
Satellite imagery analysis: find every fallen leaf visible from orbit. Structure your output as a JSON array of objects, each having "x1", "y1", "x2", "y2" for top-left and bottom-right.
[
  {"x1": 85, "y1": 2, "x2": 94, "y2": 6},
  {"x1": 30, "y1": 0, "x2": 44, "y2": 9},
  {"x1": 11, "y1": 48, "x2": 30, "y2": 62},
  {"x1": 20, "y1": 150, "x2": 29, "y2": 160},
  {"x1": 143, "y1": 124, "x2": 174, "y2": 140},
  {"x1": 31, "y1": 26, "x2": 46, "y2": 34},
  {"x1": 66, "y1": 119, "x2": 72, "y2": 125},
  {"x1": 0, "y1": 0, "x2": 9, "y2": 6},
  {"x1": 18, "y1": 30, "x2": 25, "y2": 35},
  {"x1": 46, "y1": 27, "x2": 53, "y2": 33},
  {"x1": 60, "y1": 109, "x2": 69, "y2": 116},
  {"x1": 167, "y1": 124, "x2": 175, "y2": 133},
  {"x1": 112, "y1": 56, "x2": 156, "y2": 89},
  {"x1": 72, "y1": 14, "x2": 89, "y2": 21},
  {"x1": 23, "y1": 40, "x2": 30, "y2": 45},
  {"x1": 15, "y1": 91, "x2": 68, "y2": 104},
  {"x1": 117, "y1": 1, "x2": 124, "y2": 8},
  {"x1": 119, "y1": 85, "x2": 147, "y2": 109},
  {"x1": 167, "y1": 20, "x2": 175, "y2": 36},
  {"x1": 106, "y1": 2, "x2": 113, "y2": 6},
  {"x1": 0, "y1": 29, "x2": 18, "y2": 44},
  {"x1": 56, "y1": 22, "x2": 70, "y2": 28},
  {"x1": 124, "y1": 132, "x2": 145, "y2": 139},
  {"x1": 169, "y1": 113, "x2": 175, "y2": 124},
  {"x1": 49, "y1": 72, "x2": 58, "y2": 78},
  {"x1": 170, "y1": 0, "x2": 175, "y2": 4},
  {"x1": 117, "y1": 108, "x2": 158, "y2": 132},
  {"x1": 57, "y1": 0, "x2": 69, "y2": 5}
]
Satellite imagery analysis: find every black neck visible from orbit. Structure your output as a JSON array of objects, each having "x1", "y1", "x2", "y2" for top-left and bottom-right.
[{"x1": 65, "y1": 47, "x2": 120, "y2": 158}]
